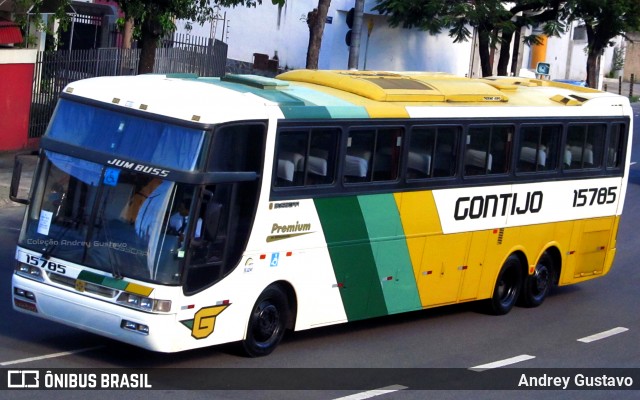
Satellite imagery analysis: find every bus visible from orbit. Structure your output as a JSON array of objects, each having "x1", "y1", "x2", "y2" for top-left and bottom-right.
[{"x1": 10, "y1": 70, "x2": 632, "y2": 355}]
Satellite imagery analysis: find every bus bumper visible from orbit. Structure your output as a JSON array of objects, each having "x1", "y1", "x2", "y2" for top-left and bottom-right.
[{"x1": 12, "y1": 273, "x2": 186, "y2": 353}]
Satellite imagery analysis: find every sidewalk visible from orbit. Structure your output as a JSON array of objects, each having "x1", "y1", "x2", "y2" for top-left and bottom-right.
[{"x1": 603, "y1": 77, "x2": 640, "y2": 97}]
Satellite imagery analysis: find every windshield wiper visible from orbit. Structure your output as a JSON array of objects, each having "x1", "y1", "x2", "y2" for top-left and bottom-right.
[{"x1": 98, "y1": 188, "x2": 123, "y2": 279}]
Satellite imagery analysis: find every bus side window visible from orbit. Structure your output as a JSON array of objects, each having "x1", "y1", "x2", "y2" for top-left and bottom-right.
[
  {"x1": 373, "y1": 128, "x2": 402, "y2": 181},
  {"x1": 275, "y1": 128, "x2": 339, "y2": 187},
  {"x1": 344, "y1": 127, "x2": 403, "y2": 183},
  {"x1": 344, "y1": 129, "x2": 374, "y2": 182},
  {"x1": 185, "y1": 124, "x2": 265, "y2": 294},
  {"x1": 607, "y1": 123, "x2": 625, "y2": 168},
  {"x1": 275, "y1": 130, "x2": 307, "y2": 186},
  {"x1": 408, "y1": 126, "x2": 459, "y2": 179},
  {"x1": 464, "y1": 125, "x2": 511, "y2": 176},
  {"x1": 517, "y1": 125, "x2": 561, "y2": 173},
  {"x1": 566, "y1": 124, "x2": 606, "y2": 169},
  {"x1": 308, "y1": 129, "x2": 339, "y2": 185},
  {"x1": 191, "y1": 187, "x2": 227, "y2": 264},
  {"x1": 434, "y1": 126, "x2": 459, "y2": 177}
]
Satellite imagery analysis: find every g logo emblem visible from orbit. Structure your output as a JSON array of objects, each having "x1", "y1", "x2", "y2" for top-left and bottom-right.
[{"x1": 191, "y1": 305, "x2": 229, "y2": 339}]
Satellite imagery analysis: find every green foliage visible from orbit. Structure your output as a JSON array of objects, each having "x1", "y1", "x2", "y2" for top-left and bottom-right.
[
  {"x1": 563, "y1": 0, "x2": 640, "y2": 87},
  {"x1": 373, "y1": 0, "x2": 568, "y2": 76},
  {"x1": 12, "y1": 0, "x2": 73, "y2": 48},
  {"x1": 611, "y1": 47, "x2": 625, "y2": 72},
  {"x1": 374, "y1": 0, "x2": 564, "y2": 43},
  {"x1": 565, "y1": 0, "x2": 640, "y2": 56},
  {"x1": 114, "y1": 0, "x2": 267, "y2": 40}
]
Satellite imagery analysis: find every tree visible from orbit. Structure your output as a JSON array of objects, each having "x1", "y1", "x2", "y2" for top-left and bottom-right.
[
  {"x1": 114, "y1": 0, "x2": 285, "y2": 74},
  {"x1": 499, "y1": 1, "x2": 567, "y2": 76},
  {"x1": 306, "y1": 0, "x2": 332, "y2": 69},
  {"x1": 564, "y1": 0, "x2": 640, "y2": 88},
  {"x1": 13, "y1": 0, "x2": 73, "y2": 48},
  {"x1": 373, "y1": 0, "x2": 565, "y2": 77}
]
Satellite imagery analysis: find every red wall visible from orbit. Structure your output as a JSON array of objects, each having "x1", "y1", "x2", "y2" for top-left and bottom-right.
[{"x1": 0, "y1": 52, "x2": 35, "y2": 151}]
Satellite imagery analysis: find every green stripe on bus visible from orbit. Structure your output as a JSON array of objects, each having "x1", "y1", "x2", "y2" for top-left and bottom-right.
[
  {"x1": 280, "y1": 105, "x2": 369, "y2": 119},
  {"x1": 77, "y1": 270, "x2": 103, "y2": 284},
  {"x1": 325, "y1": 106, "x2": 369, "y2": 118},
  {"x1": 314, "y1": 196, "x2": 388, "y2": 321},
  {"x1": 102, "y1": 276, "x2": 129, "y2": 291},
  {"x1": 280, "y1": 106, "x2": 333, "y2": 119},
  {"x1": 77, "y1": 270, "x2": 135, "y2": 291},
  {"x1": 357, "y1": 194, "x2": 422, "y2": 314}
]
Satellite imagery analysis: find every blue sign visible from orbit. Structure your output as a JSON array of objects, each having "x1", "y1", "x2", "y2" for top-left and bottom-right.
[
  {"x1": 270, "y1": 253, "x2": 280, "y2": 267},
  {"x1": 103, "y1": 167, "x2": 121, "y2": 186}
]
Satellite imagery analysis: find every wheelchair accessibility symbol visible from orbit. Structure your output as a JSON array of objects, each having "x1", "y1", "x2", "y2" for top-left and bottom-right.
[
  {"x1": 270, "y1": 253, "x2": 280, "y2": 267},
  {"x1": 104, "y1": 167, "x2": 121, "y2": 186}
]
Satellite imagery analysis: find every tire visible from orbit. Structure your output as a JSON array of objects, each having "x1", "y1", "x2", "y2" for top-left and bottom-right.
[
  {"x1": 241, "y1": 286, "x2": 289, "y2": 357},
  {"x1": 487, "y1": 255, "x2": 523, "y2": 315},
  {"x1": 521, "y1": 252, "x2": 554, "y2": 308}
]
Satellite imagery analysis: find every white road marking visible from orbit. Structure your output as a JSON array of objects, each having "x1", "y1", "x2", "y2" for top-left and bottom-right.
[
  {"x1": 332, "y1": 384, "x2": 408, "y2": 400},
  {"x1": 577, "y1": 327, "x2": 629, "y2": 343},
  {"x1": 469, "y1": 354, "x2": 536, "y2": 372},
  {"x1": 0, "y1": 345, "x2": 104, "y2": 366}
]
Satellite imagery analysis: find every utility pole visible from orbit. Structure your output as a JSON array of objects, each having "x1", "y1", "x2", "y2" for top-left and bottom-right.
[{"x1": 347, "y1": 0, "x2": 364, "y2": 69}]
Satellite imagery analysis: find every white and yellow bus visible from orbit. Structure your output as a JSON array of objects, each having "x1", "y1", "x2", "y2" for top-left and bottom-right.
[{"x1": 11, "y1": 70, "x2": 633, "y2": 355}]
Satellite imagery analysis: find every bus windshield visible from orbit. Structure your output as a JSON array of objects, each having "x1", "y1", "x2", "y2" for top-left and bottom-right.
[
  {"x1": 19, "y1": 152, "x2": 198, "y2": 285},
  {"x1": 47, "y1": 99, "x2": 205, "y2": 170}
]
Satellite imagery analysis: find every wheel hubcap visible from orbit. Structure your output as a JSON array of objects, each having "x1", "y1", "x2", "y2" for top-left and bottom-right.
[
  {"x1": 254, "y1": 302, "x2": 280, "y2": 343},
  {"x1": 533, "y1": 265, "x2": 549, "y2": 295},
  {"x1": 498, "y1": 279, "x2": 514, "y2": 303}
]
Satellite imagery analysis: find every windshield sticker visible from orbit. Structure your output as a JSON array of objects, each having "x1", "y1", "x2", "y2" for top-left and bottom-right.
[
  {"x1": 103, "y1": 167, "x2": 121, "y2": 186},
  {"x1": 37, "y1": 210, "x2": 53, "y2": 235}
]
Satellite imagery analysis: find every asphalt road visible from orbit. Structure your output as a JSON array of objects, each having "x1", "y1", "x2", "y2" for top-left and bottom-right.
[{"x1": 1, "y1": 104, "x2": 639, "y2": 399}]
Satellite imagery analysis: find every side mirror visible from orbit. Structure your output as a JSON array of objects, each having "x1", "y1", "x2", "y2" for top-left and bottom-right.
[{"x1": 9, "y1": 152, "x2": 37, "y2": 205}]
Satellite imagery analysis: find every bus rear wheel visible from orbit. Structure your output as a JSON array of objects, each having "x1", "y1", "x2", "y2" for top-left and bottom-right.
[
  {"x1": 241, "y1": 286, "x2": 289, "y2": 357},
  {"x1": 521, "y1": 252, "x2": 554, "y2": 308},
  {"x1": 487, "y1": 255, "x2": 523, "y2": 315}
]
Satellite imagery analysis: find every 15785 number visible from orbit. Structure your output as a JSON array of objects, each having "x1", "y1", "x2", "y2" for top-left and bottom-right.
[
  {"x1": 25, "y1": 254, "x2": 67, "y2": 274},
  {"x1": 572, "y1": 187, "x2": 617, "y2": 207}
]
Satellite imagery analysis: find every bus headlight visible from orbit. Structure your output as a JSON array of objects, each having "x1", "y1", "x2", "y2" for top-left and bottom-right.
[
  {"x1": 15, "y1": 263, "x2": 44, "y2": 282},
  {"x1": 121, "y1": 319, "x2": 150, "y2": 335},
  {"x1": 116, "y1": 292, "x2": 171, "y2": 313}
]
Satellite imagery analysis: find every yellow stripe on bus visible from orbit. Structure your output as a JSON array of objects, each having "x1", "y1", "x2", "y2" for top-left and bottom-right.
[{"x1": 125, "y1": 283, "x2": 154, "y2": 297}]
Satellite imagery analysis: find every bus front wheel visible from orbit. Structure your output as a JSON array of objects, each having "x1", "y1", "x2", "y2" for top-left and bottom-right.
[
  {"x1": 521, "y1": 252, "x2": 554, "y2": 308},
  {"x1": 487, "y1": 255, "x2": 523, "y2": 315},
  {"x1": 241, "y1": 286, "x2": 289, "y2": 357}
]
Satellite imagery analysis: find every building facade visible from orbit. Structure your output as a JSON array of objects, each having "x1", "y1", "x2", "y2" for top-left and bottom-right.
[{"x1": 177, "y1": 0, "x2": 625, "y2": 86}]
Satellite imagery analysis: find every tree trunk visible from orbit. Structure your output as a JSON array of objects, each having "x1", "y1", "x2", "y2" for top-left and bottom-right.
[
  {"x1": 123, "y1": 18, "x2": 134, "y2": 49},
  {"x1": 478, "y1": 29, "x2": 492, "y2": 77},
  {"x1": 348, "y1": 0, "x2": 364, "y2": 69},
  {"x1": 137, "y1": 18, "x2": 162, "y2": 74},
  {"x1": 510, "y1": 27, "x2": 521, "y2": 76},
  {"x1": 584, "y1": 24, "x2": 600, "y2": 89},
  {"x1": 585, "y1": 52, "x2": 599, "y2": 89},
  {"x1": 306, "y1": 0, "x2": 332, "y2": 69},
  {"x1": 497, "y1": 30, "x2": 513, "y2": 76}
]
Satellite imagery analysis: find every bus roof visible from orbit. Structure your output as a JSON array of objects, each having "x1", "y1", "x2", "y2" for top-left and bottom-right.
[{"x1": 63, "y1": 69, "x2": 630, "y2": 124}]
